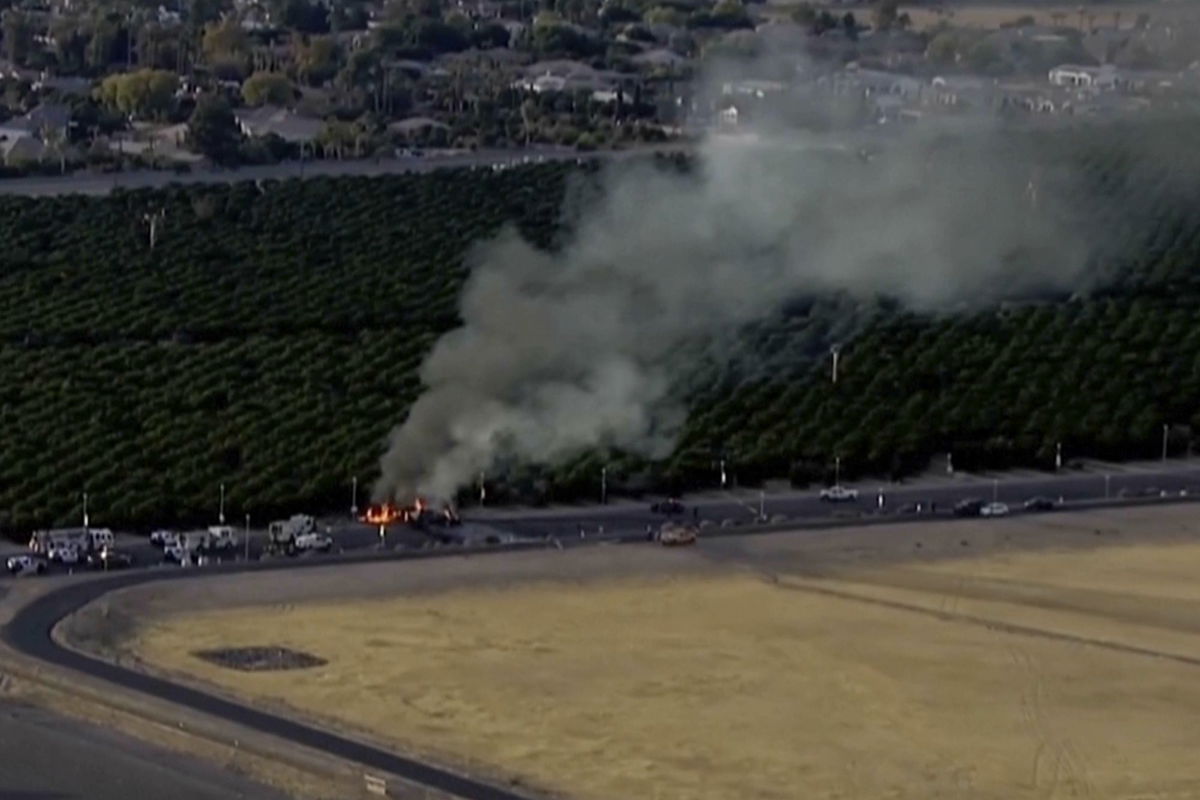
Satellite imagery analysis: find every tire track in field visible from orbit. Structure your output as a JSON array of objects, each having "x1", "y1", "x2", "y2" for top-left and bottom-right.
[{"x1": 748, "y1": 567, "x2": 1200, "y2": 669}]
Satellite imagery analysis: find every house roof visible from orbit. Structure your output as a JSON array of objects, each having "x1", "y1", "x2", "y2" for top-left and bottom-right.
[
  {"x1": 632, "y1": 48, "x2": 688, "y2": 68},
  {"x1": 235, "y1": 106, "x2": 323, "y2": 143},
  {"x1": 0, "y1": 134, "x2": 46, "y2": 161},
  {"x1": 389, "y1": 116, "x2": 449, "y2": 132}
]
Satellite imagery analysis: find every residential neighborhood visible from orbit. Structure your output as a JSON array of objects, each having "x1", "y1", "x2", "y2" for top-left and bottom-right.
[{"x1": 0, "y1": 0, "x2": 1195, "y2": 175}]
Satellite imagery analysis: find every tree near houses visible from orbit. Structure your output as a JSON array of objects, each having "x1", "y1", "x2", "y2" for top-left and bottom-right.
[
  {"x1": 187, "y1": 93, "x2": 242, "y2": 164},
  {"x1": 242, "y1": 72, "x2": 294, "y2": 107},
  {"x1": 97, "y1": 69, "x2": 179, "y2": 119}
]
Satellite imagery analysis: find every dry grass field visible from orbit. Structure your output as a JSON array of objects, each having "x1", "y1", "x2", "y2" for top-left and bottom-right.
[{"x1": 126, "y1": 512, "x2": 1200, "y2": 800}]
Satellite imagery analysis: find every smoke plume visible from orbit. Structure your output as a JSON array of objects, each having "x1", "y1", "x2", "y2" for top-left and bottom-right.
[{"x1": 375, "y1": 61, "x2": 1110, "y2": 503}]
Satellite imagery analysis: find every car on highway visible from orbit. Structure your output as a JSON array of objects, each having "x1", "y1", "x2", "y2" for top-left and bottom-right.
[
  {"x1": 980, "y1": 502, "x2": 1010, "y2": 517},
  {"x1": 294, "y1": 531, "x2": 334, "y2": 553},
  {"x1": 1023, "y1": 496, "x2": 1059, "y2": 512},
  {"x1": 819, "y1": 486, "x2": 859, "y2": 502},
  {"x1": 86, "y1": 549, "x2": 135, "y2": 570},
  {"x1": 6, "y1": 554, "x2": 47, "y2": 576},
  {"x1": 953, "y1": 498, "x2": 984, "y2": 517},
  {"x1": 650, "y1": 498, "x2": 685, "y2": 515}
]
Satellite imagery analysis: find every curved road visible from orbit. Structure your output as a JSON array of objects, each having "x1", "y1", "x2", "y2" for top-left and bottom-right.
[
  {"x1": 2, "y1": 551, "x2": 543, "y2": 800},
  {"x1": 6, "y1": 469, "x2": 1200, "y2": 799}
]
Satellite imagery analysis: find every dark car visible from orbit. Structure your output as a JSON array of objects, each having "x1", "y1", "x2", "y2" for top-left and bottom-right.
[
  {"x1": 953, "y1": 498, "x2": 984, "y2": 517},
  {"x1": 650, "y1": 498, "x2": 685, "y2": 515},
  {"x1": 1023, "y1": 496, "x2": 1058, "y2": 512},
  {"x1": 87, "y1": 550, "x2": 135, "y2": 570}
]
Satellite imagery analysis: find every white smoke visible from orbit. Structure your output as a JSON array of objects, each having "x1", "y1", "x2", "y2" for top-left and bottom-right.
[{"x1": 374, "y1": 57, "x2": 1101, "y2": 503}]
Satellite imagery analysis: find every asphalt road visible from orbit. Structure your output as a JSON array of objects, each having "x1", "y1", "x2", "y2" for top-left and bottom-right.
[
  {"x1": 0, "y1": 699, "x2": 292, "y2": 800},
  {"x1": 2, "y1": 554, "x2": 544, "y2": 800},
  {"x1": 0, "y1": 145, "x2": 684, "y2": 198},
  {"x1": 8, "y1": 463, "x2": 1200, "y2": 577},
  {"x1": 484, "y1": 464, "x2": 1200, "y2": 540}
]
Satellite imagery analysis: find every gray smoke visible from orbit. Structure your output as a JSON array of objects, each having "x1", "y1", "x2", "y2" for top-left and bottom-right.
[{"x1": 374, "y1": 71, "x2": 1102, "y2": 503}]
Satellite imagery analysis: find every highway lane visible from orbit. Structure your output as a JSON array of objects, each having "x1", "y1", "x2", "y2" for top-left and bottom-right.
[
  {"x1": 484, "y1": 465, "x2": 1200, "y2": 539},
  {"x1": 0, "y1": 699, "x2": 292, "y2": 800},
  {"x1": 8, "y1": 464, "x2": 1200, "y2": 574}
]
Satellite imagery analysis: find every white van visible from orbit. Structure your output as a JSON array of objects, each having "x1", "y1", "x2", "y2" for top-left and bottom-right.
[{"x1": 88, "y1": 528, "x2": 115, "y2": 551}]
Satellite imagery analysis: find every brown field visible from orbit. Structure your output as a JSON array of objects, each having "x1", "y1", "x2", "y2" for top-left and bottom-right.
[{"x1": 101, "y1": 506, "x2": 1200, "y2": 800}]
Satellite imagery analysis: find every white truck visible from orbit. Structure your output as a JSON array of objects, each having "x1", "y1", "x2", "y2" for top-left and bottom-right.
[
  {"x1": 163, "y1": 527, "x2": 238, "y2": 564},
  {"x1": 267, "y1": 515, "x2": 331, "y2": 555}
]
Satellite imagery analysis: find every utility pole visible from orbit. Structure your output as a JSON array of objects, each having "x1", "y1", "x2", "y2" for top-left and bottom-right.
[
  {"x1": 244, "y1": 513, "x2": 251, "y2": 561},
  {"x1": 1163, "y1": 423, "x2": 1170, "y2": 461},
  {"x1": 143, "y1": 208, "x2": 165, "y2": 249},
  {"x1": 350, "y1": 476, "x2": 359, "y2": 517},
  {"x1": 219, "y1": 482, "x2": 226, "y2": 525},
  {"x1": 600, "y1": 466, "x2": 607, "y2": 505},
  {"x1": 830, "y1": 344, "x2": 841, "y2": 384}
]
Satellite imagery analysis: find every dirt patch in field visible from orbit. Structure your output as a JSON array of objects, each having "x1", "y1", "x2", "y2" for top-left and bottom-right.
[{"x1": 192, "y1": 647, "x2": 327, "y2": 672}]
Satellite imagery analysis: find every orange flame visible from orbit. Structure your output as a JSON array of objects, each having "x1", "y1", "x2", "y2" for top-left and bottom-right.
[{"x1": 361, "y1": 503, "x2": 401, "y2": 525}]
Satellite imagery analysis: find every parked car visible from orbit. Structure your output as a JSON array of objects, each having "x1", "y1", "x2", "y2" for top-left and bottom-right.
[
  {"x1": 981, "y1": 502, "x2": 1010, "y2": 517},
  {"x1": 650, "y1": 498, "x2": 685, "y2": 515},
  {"x1": 6, "y1": 554, "x2": 47, "y2": 576},
  {"x1": 86, "y1": 549, "x2": 135, "y2": 570},
  {"x1": 819, "y1": 486, "x2": 859, "y2": 502},
  {"x1": 47, "y1": 542, "x2": 80, "y2": 565},
  {"x1": 953, "y1": 498, "x2": 984, "y2": 517},
  {"x1": 1023, "y1": 496, "x2": 1058, "y2": 512},
  {"x1": 149, "y1": 529, "x2": 176, "y2": 546}
]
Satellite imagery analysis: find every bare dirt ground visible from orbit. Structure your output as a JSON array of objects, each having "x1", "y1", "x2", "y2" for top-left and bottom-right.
[{"x1": 70, "y1": 505, "x2": 1200, "y2": 800}]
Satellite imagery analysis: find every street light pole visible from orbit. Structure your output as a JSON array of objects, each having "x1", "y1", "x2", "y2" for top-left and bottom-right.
[
  {"x1": 835, "y1": 456, "x2": 841, "y2": 487},
  {"x1": 244, "y1": 513, "x2": 250, "y2": 561},
  {"x1": 351, "y1": 476, "x2": 359, "y2": 517},
  {"x1": 219, "y1": 482, "x2": 226, "y2": 525},
  {"x1": 830, "y1": 344, "x2": 841, "y2": 384},
  {"x1": 1163, "y1": 424, "x2": 1169, "y2": 462},
  {"x1": 82, "y1": 491, "x2": 89, "y2": 530},
  {"x1": 600, "y1": 467, "x2": 608, "y2": 505}
]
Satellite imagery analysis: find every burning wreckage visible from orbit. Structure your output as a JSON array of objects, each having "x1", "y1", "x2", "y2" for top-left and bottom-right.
[{"x1": 360, "y1": 499, "x2": 465, "y2": 543}]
